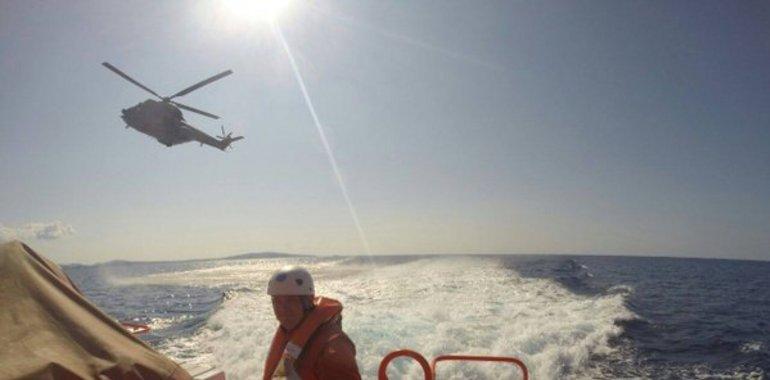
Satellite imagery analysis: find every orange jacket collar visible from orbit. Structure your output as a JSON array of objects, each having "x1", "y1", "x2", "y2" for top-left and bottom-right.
[{"x1": 263, "y1": 297, "x2": 343, "y2": 380}]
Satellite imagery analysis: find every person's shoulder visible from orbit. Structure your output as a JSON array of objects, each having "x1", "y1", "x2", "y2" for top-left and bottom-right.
[
  {"x1": 314, "y1": 324, "x2": 360, "y2": 379},
  {"x1": 316, "y1": 318, "x2": 353, "y2": 345},
  {"x1": 300, "y1": 322, "x2": 361, "y2": 380},
  {"x1": 324, "y1": 329, "x2": 355, "y2": 352}
]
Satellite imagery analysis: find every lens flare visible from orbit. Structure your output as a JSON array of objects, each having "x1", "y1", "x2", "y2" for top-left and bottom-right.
[{"x1": 274, "y1": 24, "x2": 373, "y2": 257}]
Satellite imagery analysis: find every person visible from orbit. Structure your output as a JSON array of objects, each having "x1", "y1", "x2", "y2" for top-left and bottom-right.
[{"x1": 263, "y1": 266, "x2": 361, "y2": 380}]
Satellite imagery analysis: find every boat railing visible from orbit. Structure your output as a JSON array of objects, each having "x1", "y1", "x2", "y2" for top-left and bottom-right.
[{"x1": 378, "y1": 349, "x2": 528, "y2": 380}]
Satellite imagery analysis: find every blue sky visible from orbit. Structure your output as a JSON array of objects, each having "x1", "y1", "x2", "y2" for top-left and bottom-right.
[{"x1": 1, "y1": 1, "x2": 768, "y2": 263}]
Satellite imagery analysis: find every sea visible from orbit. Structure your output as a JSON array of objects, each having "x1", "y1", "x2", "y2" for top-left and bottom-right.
[{"x1": 62, "y1": 254, "x2": 770, "y2": 379}]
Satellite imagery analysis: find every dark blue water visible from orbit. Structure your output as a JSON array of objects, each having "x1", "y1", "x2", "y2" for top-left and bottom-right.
[
  {"x1": 504, "y1": 255, "x2": 770, "y2": 378},
  {"x1": 64, "y1": 260, "x2": 226, "y2": 346},
  {"x1": 64, "y1": 255, "x2": 770, "y2": 378}
]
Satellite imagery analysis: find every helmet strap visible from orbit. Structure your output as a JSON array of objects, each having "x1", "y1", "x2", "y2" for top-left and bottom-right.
[{"x1": 300, "y1": 296, "x2": 315, "y2": 312}]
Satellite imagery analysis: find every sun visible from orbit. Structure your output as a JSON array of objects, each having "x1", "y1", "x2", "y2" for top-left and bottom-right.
[{"x1": 222, "y1": 0, "x2": 291, "y2": 24}]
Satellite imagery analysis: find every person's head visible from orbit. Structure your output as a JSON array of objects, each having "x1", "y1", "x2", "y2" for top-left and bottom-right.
[{"x1": 267, "y1": 266, "x2": 315, "y2": 330}]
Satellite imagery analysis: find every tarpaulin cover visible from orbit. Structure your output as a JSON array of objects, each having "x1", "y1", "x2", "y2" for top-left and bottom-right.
[{"x1": 0, "y1": 241, "x2": 192, "y2": 380}]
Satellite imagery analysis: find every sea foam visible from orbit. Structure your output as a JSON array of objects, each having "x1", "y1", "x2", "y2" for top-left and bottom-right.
[{"x1": 147, "y1": 256, "x2": 635, "y2": 379}]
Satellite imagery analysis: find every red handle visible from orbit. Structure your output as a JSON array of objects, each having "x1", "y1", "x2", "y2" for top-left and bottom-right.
[
  {"x1": 431, "y1": 355, "x2": 529, "y2": 380},
  {"x1": 378, "y1": 349, "x2": 432, "y2": 380}
]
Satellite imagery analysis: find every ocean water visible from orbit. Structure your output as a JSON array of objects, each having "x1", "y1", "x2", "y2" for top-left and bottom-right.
[{"x1": 63, "y1": 255, "x2": 770, "y2": 379}]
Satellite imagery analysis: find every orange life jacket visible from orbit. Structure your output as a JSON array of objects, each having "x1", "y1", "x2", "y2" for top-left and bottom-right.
[{"x1": 263, "y1": 297, "x2": 343, "y2": 380}]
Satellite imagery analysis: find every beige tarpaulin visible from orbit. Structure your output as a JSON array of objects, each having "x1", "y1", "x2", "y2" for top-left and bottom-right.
[{"x1": 0, "y1": 241, "x2": 193, "y2": 380}]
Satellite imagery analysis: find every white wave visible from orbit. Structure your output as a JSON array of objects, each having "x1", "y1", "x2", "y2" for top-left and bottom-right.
[
  {"x1": 740, "y1": 342, "x2": 764, "y2": 353},
  {"x1": 112, "y1": 257, "x2": 336, "y2": 288},
  {"x1": 148, "y1": 315, "x2": 194, "y2": 331},
  {"x1": 155, "y1": 256, "x2": 636, "y2": 379},
  {"x1": 671, "y1": 364, "x2": 765, "y2": 380},
  {"x1": 606, "y1": 284, "x2": 634, "y2": 296}
]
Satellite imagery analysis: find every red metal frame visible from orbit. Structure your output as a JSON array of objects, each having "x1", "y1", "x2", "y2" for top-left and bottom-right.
[
  {"x1": 378, "y1": 349, "x2": 528, "y2": 380},
  {"x1": 432, "y1": 354, "x2": 529, "y2": 380},
  {"x1": 378, "y1": 349, "x2": 432, "y2": 380}
]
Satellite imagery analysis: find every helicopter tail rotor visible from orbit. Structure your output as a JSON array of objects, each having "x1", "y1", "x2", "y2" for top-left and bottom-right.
[{"x1": 217, "y1": 125, "x2": 244, "y2": 151}]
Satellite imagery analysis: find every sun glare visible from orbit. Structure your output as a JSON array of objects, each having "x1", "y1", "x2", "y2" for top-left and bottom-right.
[{"x1": 222, "y1": 0, "x2": 291, "y2": 24}]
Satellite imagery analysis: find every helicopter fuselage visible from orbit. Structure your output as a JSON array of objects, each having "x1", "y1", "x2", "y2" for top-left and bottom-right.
[
  {"x1": 121, "y1": 100, "x2": 191, "y2": 147},
  {"x1": 103, "y1": 62, "x2": 242, "y2": 151}
]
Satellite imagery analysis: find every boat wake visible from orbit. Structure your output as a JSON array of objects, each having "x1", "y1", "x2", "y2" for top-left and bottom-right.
[{"x1": 138, "y1": 256, "x2": 635, "y2": 379}]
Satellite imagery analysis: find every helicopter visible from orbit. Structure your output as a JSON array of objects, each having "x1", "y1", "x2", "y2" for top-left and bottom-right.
[{"x1": 102, "y1": 62, "x2": 244, "y2": 151}]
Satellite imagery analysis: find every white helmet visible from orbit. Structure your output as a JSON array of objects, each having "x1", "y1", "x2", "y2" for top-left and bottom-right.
[{"x1": 267, "y1": 266, "x2": 315, "y2": 296}]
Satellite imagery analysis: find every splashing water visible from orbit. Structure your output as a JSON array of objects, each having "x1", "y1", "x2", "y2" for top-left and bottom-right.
[
  {"x1": 134, "y1": 256, "x2": 633, "y2": 379},
  {"x1": 67, "y1": 255, "x2": 770, "y2": 379}
]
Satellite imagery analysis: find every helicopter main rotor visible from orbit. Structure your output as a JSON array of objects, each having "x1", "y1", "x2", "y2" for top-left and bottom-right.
[
  {"x1": 102, "y1": 62, "x2": 232, "y2": 120},
  {"x1": 102, "y1": 62, "x2": 162, "y2": 98},
  {"x1": 166, "y1": 69, "x2": 233, "y2": 100},
  {"x1": 170, "y1": 101, "x2": 221, "y2": 119}
]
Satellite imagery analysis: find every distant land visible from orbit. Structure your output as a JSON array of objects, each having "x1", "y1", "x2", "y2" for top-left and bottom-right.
[
  {"x1": 76, "y1": 251, "x2": 311, "y2": 267},
  {"x1": 221, "y1": 252, "x2": 311, "y2": 260}
]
